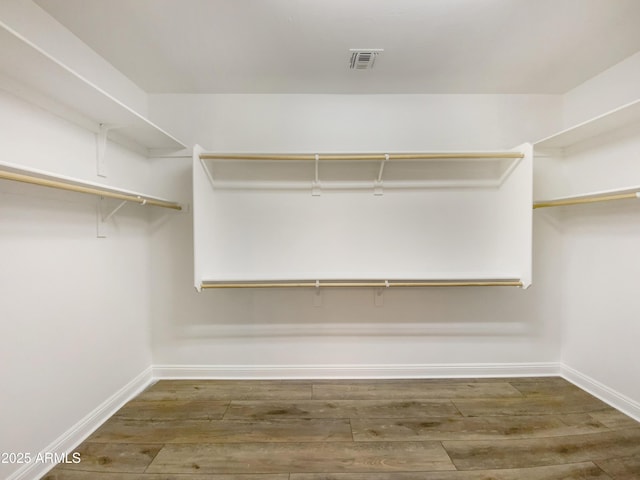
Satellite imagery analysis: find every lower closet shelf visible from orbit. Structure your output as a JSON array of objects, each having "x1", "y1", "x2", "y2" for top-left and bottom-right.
[{"x1": 199, "y1": 278, "x2": 524, "y2": 289}]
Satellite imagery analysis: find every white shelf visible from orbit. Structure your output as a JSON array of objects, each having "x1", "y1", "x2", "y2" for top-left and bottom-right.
[
  {"x1": 193, "y1": 144, "x2": 533, "y2": 291},
  {"x1": 534, "y1": 185, "x2": 640, "y2": 209},
  {"x1": 201, "y1": 283, "x2": 523, "y2": 289},
  {"x1": 200, "y1": 272, "x2": 522, "y2": 282},
  {"x1": 200, "y1": 275, "x2": 524, "y2": 289},
  {"x1": 0, "y1": 160, "x2": 182, "y2": 210},
  {"x1": 536, "y1": 185, "x2": 640, "y2": 202},
  {"x1": 200, "y1": 151, "x2": 524, "y2": 190},
  {"x1": 0, "y1": 23, "x2": 187, "y2": 153},
  {"x1": 534, "y1": 99, "x2": 640, "y2": 150}
]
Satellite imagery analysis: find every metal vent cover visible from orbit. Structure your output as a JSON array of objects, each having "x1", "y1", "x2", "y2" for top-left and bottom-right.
[{"x1": 349, "y1": 49, "x2": 383, "y2": 70}]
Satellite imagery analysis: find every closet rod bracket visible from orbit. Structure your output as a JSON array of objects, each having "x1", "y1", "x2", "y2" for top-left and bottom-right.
[
  {"x1": 374, "y1": 280, "x2": 389, "y2": 306},
  {"x1": 313, "y1": 280, "x2": 322, "y2": 306},
  {"x1": 311, "y1": 154, "x2": 321, "y2": 196},
  {"x1": 373, "y1": 154, "x2": 388, "y2": 196}
]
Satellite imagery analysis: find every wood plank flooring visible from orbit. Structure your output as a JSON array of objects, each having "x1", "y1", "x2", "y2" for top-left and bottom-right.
[{"x1": 42, "y1": 377, "x2": 640, "y2": 479}]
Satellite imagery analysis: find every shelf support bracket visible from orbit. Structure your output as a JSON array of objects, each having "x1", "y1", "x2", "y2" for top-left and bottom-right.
[
  {"x1": 96, "y1": 124, "x2": 120, "y2": 178},
  {"x1": 312, "y1": 154, "x2": 321, "y2": 196},
  {"x1": 374, "y1": 280, "x2": 389, "y2": 306},
  {"x1": 97, "y1": 197, "x2": 128, "y2": 238},
  {"x1": 102, "y1": 200, "x2": 128, "y2": 223},
  {"x1": 199, "y1": 157, "x2": 217, "y2": 190},
  {"x1": 374, "y1": 154, "x2": 388, "y2": 196},
  {"x1": 313, "y1": 279, "x2": 323, "y2": 306}
]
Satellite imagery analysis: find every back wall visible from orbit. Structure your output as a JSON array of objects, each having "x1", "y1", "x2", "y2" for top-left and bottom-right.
[{"x1": 148, "y1": 93, "x2": 564, "y2": 376}]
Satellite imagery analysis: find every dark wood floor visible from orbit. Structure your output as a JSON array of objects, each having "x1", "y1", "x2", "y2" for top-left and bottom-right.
[{"x1": 43, "y1": 377, "x2": 640, "y2": 479}]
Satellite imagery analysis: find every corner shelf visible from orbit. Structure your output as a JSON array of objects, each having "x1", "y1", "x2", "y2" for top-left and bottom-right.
[
  {"x1": 534, "y1": 98, "x2": 640, "y2": 150},
  {"x1": 0, "y1": 22, "x2": 187, "y2": 153},
  {"x1": 533, "y1": 97, "x2": 640, "y2": 207}
]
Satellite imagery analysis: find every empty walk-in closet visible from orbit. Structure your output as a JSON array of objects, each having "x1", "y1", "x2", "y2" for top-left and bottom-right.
[{"x1": 1, "y1": 1, "x2": 640, "y2": 479}]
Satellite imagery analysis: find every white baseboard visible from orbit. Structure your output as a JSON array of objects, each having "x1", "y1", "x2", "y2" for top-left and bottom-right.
[
  {"x1": 561, "y1": 364, "x2": 640, "y2": 422},
  {"x1": 7, "y1": 366, "x2": 154, "y2": 480},
  {"x1": 153, "y1": 362, "x2": 562, "y2": 380}
]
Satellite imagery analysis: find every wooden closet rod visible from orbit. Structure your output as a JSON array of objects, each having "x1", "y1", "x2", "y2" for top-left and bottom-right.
[
  {"x1": 201, "y1": 280, "x2": 523, "y2": 289},
  {"x1": 533, "y1": 192, "x2": 640, "y2": 209},
  {"x1": 0, "y1": 170, "x2": 182, "y2": 210},
  {"x1": 200, "y1": 152, "x2": 524, "y2": 161}
]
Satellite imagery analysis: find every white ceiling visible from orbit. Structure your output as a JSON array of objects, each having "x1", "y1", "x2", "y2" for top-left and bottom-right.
[{"x1": 35, "y1": 0, "x2": 640, "y2": 94}]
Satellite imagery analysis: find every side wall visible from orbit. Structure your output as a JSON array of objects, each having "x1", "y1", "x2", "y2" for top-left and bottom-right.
[
  {"x1": 0, "y1": 3, "x2": 166, "y2": 478},
  {"x1": 555, "y1": 55, "x2": 640, "y2": 415},
  {"x1": 149, "y1": 94, "x2": 564, "y2": 376},
  {"x1": 0, "y1": 91, "x2": 154, "y2": 480}
]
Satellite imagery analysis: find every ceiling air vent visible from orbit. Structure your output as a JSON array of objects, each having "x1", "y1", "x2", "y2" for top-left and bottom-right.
[{"x1": 349, "y1": 49, "x2": 383, "y2": 70}]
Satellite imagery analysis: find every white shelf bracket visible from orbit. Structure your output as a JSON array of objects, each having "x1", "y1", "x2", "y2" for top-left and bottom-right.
[
  {"x1": 374, "y1": 154, "x2": 388, "y2": 196},
  {"x1": 199, "y1": 157, "x2": 217, "y2": 190},
  {"x1": 374, "y1": 280, "x2": 389, "y2": 306},
  {"x1": 102, "y1": 199, "x2": 128, "y2": 222},
  {"x1": 313, "y1": 279, "x2": 323, "y2": 306},
  {"x1": 96, "y1": 124, "x2": 120, "y2": 178},
  {"x1": 496, "y1": 153, "x2": 523, "y2": 187},
  {"x1": 312, "y1": 154, "x2": 321, "y2": 196},
  {"x1": 97, "y1": 197, "x2": 128, "y2": 238}
]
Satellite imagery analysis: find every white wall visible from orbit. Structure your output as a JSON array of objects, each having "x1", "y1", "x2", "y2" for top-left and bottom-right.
[
  {"x1": 558, "y1": 202, "x2": 640, "y2": 411},
  {"x1": 551, "y1": 54, "x2": 640, "y2": 412},
  {"x1": 151, "y1": 94, "x2": 561, "y2": 152},
  {"x1": 0, "y1": 90, "x2": 154, "y2": 479},
  {"x1": 149, "y1": 93, "x2": 564, "y2": 372}
]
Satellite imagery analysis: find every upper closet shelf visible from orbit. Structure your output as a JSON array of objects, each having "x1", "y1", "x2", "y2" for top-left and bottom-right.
[
  {"x1": 0, "y1": 23, "x2": 187, "y2": 153},
  {"x1": 198, "y1": 151, "x2": 525, "y2": 191},
  {"x1": 534, "y1": 98, "x2": 640, "y2": 150}
]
